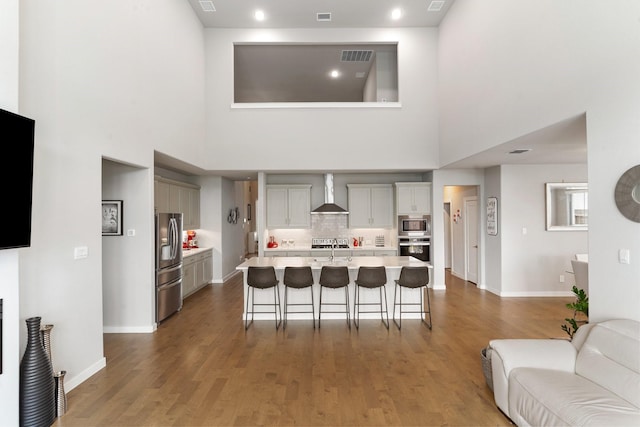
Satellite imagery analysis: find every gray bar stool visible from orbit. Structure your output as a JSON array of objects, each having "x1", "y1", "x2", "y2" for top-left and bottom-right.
[
  {"x1": 354, "y1": 266, "x2": 389, "y2": 329},
  {"x1": 283, "y1": 266, "x2": 315, "y2": 329},
  {"x1": 245, "y1": 266, "x2": 282, "y2": 330},
  {"x1": 318, "y1": 266, "x2": 351, "y2": 329},
  {"x1": 392, "y1": 266, "x2": 432, "y2": 330}
]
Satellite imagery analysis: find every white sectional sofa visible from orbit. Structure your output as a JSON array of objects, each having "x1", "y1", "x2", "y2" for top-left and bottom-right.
[{"x1": 489, "y1": 319, "x2": 640, "y2": 426}]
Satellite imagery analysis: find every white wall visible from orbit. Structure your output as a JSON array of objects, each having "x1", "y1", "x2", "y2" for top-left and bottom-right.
[
  {"x1": 102, "y1": 160, "x2": 155, "y2": 333},
  {"x1": 197, "y1": 175, "x2": 224, "y2": 282},
  {"x1": 8, "y1": 0, "x2": 207, "y2": 408},
  {"x1": 484, "y1": 167, "x2": 501, "y2": 294},
  {"x1": 499, "y1": 164, "x2": 588, "y2": 296},
  {"x1": 202, "y1": 28, "x2": 439, "y2": 173},
  {"x1": 439, "y1": 0, "x2": 640, "y2": 321}
]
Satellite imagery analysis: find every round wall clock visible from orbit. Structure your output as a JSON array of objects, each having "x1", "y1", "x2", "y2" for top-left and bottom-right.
[{"x1": 614, "y1": 164, "x2": 640, "y2": 223}]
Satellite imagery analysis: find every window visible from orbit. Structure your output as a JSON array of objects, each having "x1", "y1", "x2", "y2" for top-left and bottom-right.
[{"x1": 233, "y1": 43, "x2": 398, "y2": 103}]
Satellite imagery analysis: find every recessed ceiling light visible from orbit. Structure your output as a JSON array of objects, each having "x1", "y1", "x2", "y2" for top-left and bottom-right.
[
  {"x1": 508, "y1": 149, "x2": 532, "y2": 154},
  {"x1": 254, "y1": 10, "x2": 265, "y2": 21},
  {"x1": 330, "y1": 70, "x2": 340, "y2": 78},
  {"x1": 199, "y1": 1, "x2": 216, "y2": 12},
  {"x1": 428, "y1": 1, "x2": 445, "y2": 12},
  {"x1": 391, "y1": 8, "x2": 403, "y2": 20}
]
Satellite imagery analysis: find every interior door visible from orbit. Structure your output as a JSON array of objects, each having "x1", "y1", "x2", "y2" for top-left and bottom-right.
[{"x1": 464, "y1": 197, "x2": 479, "y2": 284}]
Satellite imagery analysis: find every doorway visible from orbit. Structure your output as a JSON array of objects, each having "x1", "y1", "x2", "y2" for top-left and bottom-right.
[{"x1": 443, "y1": 186, "x2": 479, "y2": 283}]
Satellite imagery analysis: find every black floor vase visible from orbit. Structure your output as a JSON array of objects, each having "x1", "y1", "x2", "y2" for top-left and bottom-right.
[{"x1": 20, "y1": 316, "x2": 55, "y2": 427}]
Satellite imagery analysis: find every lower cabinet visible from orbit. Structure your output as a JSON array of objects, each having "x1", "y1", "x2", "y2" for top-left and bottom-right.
[{"x1": 182, "y1": 249, "x2": 213, "y2": 299}]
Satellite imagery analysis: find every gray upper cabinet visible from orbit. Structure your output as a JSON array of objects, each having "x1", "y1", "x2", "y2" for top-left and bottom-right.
[
  {"x1": 154, "y1": 177, "x2": 201, "y2": 230},
  {"x1": 395, "y1": 182, "x2": 432, "y2": 215},
  {"x1": 266, "y1": 185, "x2": 311, "y2": 228},
  {"x1": 347, "y1": 184, "x2": 394, "y2": 228}
]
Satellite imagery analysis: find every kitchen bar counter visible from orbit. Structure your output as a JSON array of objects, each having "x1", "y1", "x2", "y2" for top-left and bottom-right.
[
  {"x1": 264, "y1": 246, "x2": 398, "y2": 252},
  {"x1": 236, "y1": 256, "x2": 432, "y2": 323}
]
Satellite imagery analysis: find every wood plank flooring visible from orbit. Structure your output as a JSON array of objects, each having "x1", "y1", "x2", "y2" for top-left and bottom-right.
[{"x1": 53, "y1": 269, "x2": 573, "y2": 426}]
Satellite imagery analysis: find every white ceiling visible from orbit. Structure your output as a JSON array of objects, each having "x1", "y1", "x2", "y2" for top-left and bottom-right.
[
  {"x1": 154, "y1": 1, "x2": 588, "y2": 179},
  {"x1": 186, "y1": 0, "x2": 455, "y2": 29}
]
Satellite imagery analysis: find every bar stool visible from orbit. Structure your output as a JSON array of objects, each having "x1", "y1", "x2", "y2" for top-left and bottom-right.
[
  {"x1": 354, "y1": 266, "x2": 389, "y2": 329},
  {"x1": 318, "y1": 266, "x2": 351, "y2": 329},
  {"x1": 245, "y1": 266, "x2": 282, "y2": 330},
  {"x1": 283, "y1": 266, "x2": 315, "y2": 329},
  {"x1": 393, "y1": 266, "x2": 432, "y2": 330}
]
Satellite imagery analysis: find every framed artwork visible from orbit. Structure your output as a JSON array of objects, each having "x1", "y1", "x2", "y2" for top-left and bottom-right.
[
  {"x1": 102, "y1": 200, "x2": 123, "y2": 236},
  {"x1": 487, "y1": 197, "x2": 498, "y2": 236}
]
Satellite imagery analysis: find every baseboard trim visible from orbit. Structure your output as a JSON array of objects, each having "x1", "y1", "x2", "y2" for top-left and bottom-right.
[
  {"x1": 65, "y1": 357, "x2": 106, "y2": 392},
  {"x1": 103, "y1": 325, "x2": 155, "y2": 333}
]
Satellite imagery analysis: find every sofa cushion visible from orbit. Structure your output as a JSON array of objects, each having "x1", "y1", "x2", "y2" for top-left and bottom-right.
[
  {"x1": 509, "y1": 367, "x2": 640, "y2": 426},
  {"x1": 575, "y1": 319, "x2": 640, "y2": 408}
]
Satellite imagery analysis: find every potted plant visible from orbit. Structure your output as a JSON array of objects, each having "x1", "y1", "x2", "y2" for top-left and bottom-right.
[{"x1": 561, "y1": 285, "x2": 589, "y2": 340}]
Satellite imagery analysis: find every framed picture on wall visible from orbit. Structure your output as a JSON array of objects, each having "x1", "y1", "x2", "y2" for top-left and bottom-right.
[
  {"x1": 487, "y1": 197, "x2": 498, "y2": 236},
  {"x1": 102, "y1": 200, "x2": 123, "y2": 236}
]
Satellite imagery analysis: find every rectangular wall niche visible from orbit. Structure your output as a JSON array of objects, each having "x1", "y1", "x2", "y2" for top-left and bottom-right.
[{"x1": 233, "y1": 43, "x2": 398, "y2": 103}]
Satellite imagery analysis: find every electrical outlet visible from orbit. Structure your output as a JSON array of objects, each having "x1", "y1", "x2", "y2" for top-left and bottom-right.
[
  {"x1": 74, "y1": 246, "x2": 88, "y2": 259},
  {"x1": 559, "y1": 274, "x2": 565, "y2": 283}
]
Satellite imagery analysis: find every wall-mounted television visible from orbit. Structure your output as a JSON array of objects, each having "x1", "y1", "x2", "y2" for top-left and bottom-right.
[{"x1": 0, "y1": 108, "x2": 35, "y2": 249}]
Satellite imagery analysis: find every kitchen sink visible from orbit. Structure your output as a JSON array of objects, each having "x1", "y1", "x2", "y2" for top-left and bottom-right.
[{"x1": 312, "y1": 256, "x2": 351, "y2": 265}]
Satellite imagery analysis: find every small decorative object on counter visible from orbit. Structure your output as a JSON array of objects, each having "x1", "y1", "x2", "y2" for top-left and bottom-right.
[
  {"x1": 20, "y1": 316, "x2": 56, "y2": 427},
  {"x1": 353, "y1": 237, "x2": 358, "y2": 247},
  {"x1": 375, "y1": 235, "x2": 385, "y2": 247},
  {"x1": 267, "y1": 236, "x2": 278, "y2": 248}
]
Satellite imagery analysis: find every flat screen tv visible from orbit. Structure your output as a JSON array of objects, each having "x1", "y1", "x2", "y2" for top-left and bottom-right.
[{"x1": 0, "y1": 108, "x2": 35, "y2": 249}]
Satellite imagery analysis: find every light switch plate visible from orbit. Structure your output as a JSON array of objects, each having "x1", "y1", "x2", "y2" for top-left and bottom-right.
[
  {"x1": 619, "y1": 249, "x2": 630, "y2": 264},
  {"x1": 127, "y1": 229, "x2": 135, "y2": 237},
  {"x1": 74, "y1": 246, "x2": 88, "y2": 259}
]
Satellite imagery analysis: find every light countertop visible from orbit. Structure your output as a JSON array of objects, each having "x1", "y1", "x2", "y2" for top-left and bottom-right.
[
  {"x1": 264, "y1": 246, "x2": 397, "y2": 252},
  {"x1": 182, "y1": 247, "x2": 212, "y2": 257},
  {"x1": 236, "y1": 256, "x2": 431, "y2": 270}
]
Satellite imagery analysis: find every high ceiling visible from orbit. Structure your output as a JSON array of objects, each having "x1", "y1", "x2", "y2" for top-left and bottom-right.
[
  {"x1": 186, "y1": 0, "x2": 455, "y2": 29},
  {"x1": 154, "y1": 1, "x2": 588, "y2": 179}
]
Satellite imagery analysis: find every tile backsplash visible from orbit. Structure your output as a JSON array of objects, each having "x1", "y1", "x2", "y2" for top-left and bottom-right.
[{"x1": 266, "y1": 215, "x2": 394, "y2": 248}]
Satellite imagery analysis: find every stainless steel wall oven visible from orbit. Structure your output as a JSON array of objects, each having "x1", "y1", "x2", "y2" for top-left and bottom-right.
[{"x1": 398, "y1": 236, "x2": 430, "y2": 262}]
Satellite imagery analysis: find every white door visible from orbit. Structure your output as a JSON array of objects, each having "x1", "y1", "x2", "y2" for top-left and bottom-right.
[
  {"x1": 443, "y1": 202, "x2": 452, "y2": 269},
  {"x1": 464, "y1": 197, "x2": 479, "y2": 284}
]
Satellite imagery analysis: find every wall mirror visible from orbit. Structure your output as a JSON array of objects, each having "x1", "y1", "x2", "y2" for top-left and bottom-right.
[
  {"x1": 233, "y1": 43, "x2": 398, "y2": 103},
  {"x1": 545, "y1": 183, "x2": 588, "y2": 231}
]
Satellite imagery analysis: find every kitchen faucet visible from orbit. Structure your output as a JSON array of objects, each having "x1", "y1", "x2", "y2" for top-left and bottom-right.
[{"x1": 330, "y1": 238, "x2": 338, "y2": 261}]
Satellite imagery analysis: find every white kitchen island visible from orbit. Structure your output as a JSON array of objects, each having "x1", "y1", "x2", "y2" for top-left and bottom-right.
[{"x1": 236, "y1": 256, "x2": 433, "y2": 323}]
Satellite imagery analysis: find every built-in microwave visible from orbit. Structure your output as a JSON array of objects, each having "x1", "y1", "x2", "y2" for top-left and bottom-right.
[{"x1": 398, "y1": 215, "x2": 431, "y2": 237}]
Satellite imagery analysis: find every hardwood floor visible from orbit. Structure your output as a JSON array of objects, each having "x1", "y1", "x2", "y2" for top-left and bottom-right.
[{"x1": 54, "y1": 269, "x2": 572, "y2": 426}]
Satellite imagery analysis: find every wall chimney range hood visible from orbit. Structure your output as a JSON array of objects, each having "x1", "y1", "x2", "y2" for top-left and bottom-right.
[{"x1": 311, "y1": 173, "x2": 349, "y2": 214}]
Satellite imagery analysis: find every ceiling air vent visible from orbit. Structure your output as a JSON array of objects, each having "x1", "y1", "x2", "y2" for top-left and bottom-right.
[
  {"x1": 317, "y1": 12, "x2": 331, "y2": 22},
  {"x1": 341, "y1": 50, "x2": 373, "y2": 62},
  {"x1": 199, "y1": 1, "x2": 216, "y2": 12},
  {"x1": 428, "y1": 1, "x2": 445, "y2": 12},
  {"x1": 508, "y1": 149, "x2": 532, "y2": 154}
]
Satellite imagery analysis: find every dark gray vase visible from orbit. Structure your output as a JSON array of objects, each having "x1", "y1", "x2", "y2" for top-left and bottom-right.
[{"x1": 20, "y1": 316, "x2": 56, "y2": 427}]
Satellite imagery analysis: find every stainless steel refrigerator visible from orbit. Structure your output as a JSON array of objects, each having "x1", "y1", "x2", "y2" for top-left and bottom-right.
[{"x1": 155, "y1": 213, "x2": 183, "y2": 323}]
